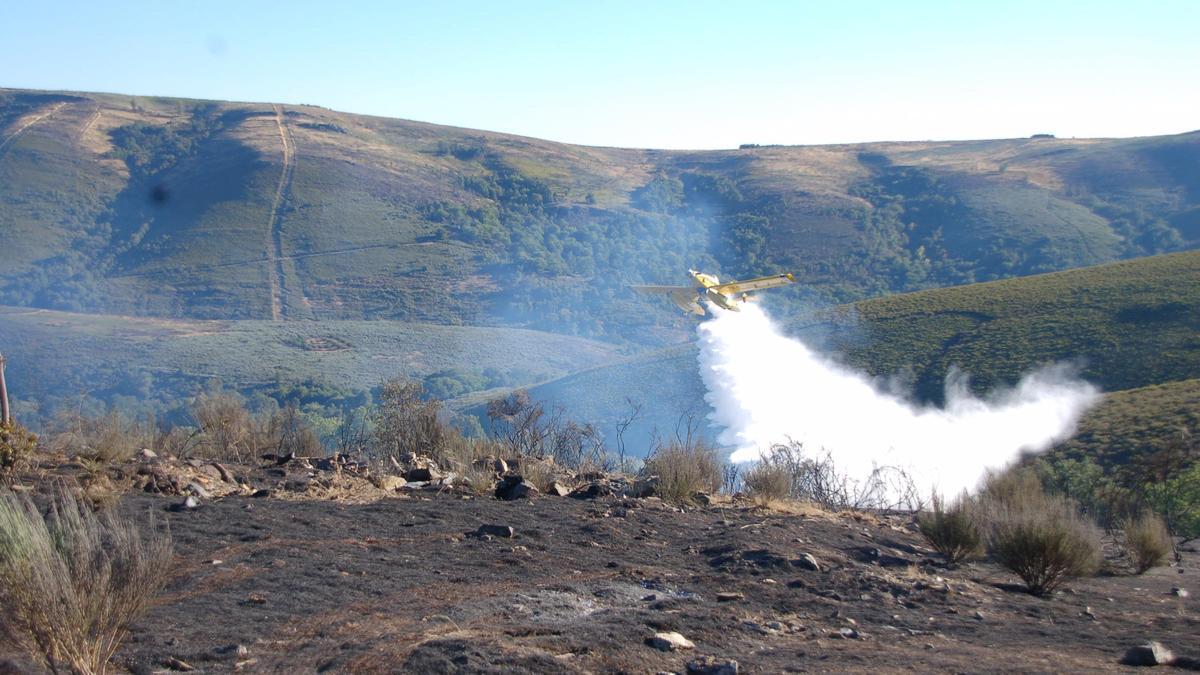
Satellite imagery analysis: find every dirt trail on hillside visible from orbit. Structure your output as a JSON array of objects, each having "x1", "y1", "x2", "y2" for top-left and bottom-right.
[
  {"x1": 265, "y1": 105, "x2": 297, "y2": 321},
  {"x1": 75, "y1": 104, "x2": 101, "y2": 145},
  {"x1": 0, "y1": 102, "x2": 66, "y2": 158}
]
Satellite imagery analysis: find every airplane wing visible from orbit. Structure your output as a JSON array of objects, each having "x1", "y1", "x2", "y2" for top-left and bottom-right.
[
  {"x1": 631, "y1": 285, "x2": 706, "y2": 316},
  {"x1": 710, "y1": 272, "x2": 795, "y2": 295}
]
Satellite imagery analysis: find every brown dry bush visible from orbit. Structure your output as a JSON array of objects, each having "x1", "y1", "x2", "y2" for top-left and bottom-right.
[
  {"x1": 917, "y1": 492, "x2": 982, "y2": 565},
  {"x1": 1, "y1": 422, "x2": 37, "y2": 484},
  {"x1": 1122, "y1": 511, "x2": 1173, "y2": 574},
  {"x1": 0, "y1": 485, "x2": 173, "y2": 674},
  {"x1": 642, "y1": 439, "x2": 722, "y2": 505},
  {"x1": 742, "y1": 461, "x2": 791, "y2": 506},
  {"x1": 49, "y1": 411, "x2": 148, "y2": 464},
  {"x1": 191, "y1": 391, "x2": 259, "y2": 463},
  {"x1": 979, "y1": 473, "x2": 1102, "y2": 595}
]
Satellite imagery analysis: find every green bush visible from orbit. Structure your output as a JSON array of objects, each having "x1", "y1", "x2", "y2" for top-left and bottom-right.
[
  {"x1": 918, "y1": 492, "x2": 983, "y2": 565},
  {"x1": 981, "y1": 481, "x2": 1102, "y2": 595},
  {"x1": 1122, "y1": 511, "x2": 1173, "y2": 574}
]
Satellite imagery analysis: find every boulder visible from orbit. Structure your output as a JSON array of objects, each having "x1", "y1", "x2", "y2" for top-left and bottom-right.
[
  {"x1": 646, "y1": 631, "x2": 695, "y2": 652},
  {"x1": 716, "y1": 592, "x2": 744, "y2": 602},
  {"x1": 549, "y1": 482, "x2": 571, "y2": 497},
  {"x1": 570, "y1": 481, "x2": 613, "y2": 499},
  {"x1": 793, "y1": 553, "x2": 821, "y2": 572},
  {"x1": 495, "y1": 475, "x2": 539, "y2": 500},
  {"x1": 687, "y1": 656, "x2": 739, "y2": 675},
  {"x1": 373, "y1": 475, "x2": 407, "y2": 491},
  {"x1": 138, "y1": 448, "x2": 158, "y2": 461},
  {"x1": 404, "y1": 467, "x2": 441, "y2": 483},
  {"x1": 1121, "y1": 642, "x2": 1175, "y2": 666},
  {"x1": 631, "y1": 476, "x2": 659, "y2": 498}
]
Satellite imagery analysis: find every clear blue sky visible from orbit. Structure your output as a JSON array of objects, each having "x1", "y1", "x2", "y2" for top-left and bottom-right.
[{"x1": 3, "y1": 0, "x2": 1197, "y2": 149}]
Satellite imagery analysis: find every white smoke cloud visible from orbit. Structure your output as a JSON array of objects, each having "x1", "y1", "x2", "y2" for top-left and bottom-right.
[{"x1": 697, "y1": 303, "x2": 1100, "y2": 497}]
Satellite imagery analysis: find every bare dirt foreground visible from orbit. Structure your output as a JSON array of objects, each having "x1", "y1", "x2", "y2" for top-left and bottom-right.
[{"x1": 4, "y1": 462, "x2": 1198, "y2": 674}]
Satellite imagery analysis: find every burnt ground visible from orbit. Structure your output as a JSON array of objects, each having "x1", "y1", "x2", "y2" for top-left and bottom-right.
[{"x1": 37, "y1": 488, "x2": 1198, "y2": 673}]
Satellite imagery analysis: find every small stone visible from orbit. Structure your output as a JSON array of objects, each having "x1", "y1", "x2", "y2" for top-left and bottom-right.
[
  {"x1": 215, "y1": 644, "x2": 249, "y2": 657},
  {"x1": 139, "y1": 448, "x2": 158, "y2": 460},
  {"x1": 1121, "y1": 641, "x2": 1175, "y2": 666},
  {"x1": 793, "y1": 553, "x2": 821, "y2": 571},
  {"x1": 1084, "y1": 607, "x2": 1096, "y2": 620},
  {"x1": 1171, "y1": 587, "x2": 1188, "y2": 598},
  {"x1": 832, "y1": 627, "x2": 860, "y2": 640},
  {"x1": 186, "y1": 482, "x2": 212, "y2": 499},
  {"x1": 251, "y1": 489, "x2": 271, "y2": 498},
  {"x1": 973, "y1": 610, "x2": 984, "y2": 621},
  {"x1": 716, "y1": 591, "x2": 744, "y2": 602},
  {"x1": 761, "y1": 578, "x2": 777, "y2": 585},
  {"x1": 168, "y1": 495, "x2": 201, "y2": 512},
  {"x1": 162, "y1": 656, "x2": 195, "y2": 671},
  {"x1": 924, "y1": 643, "x2": 935, "y2": 650},
  {"x1": 686, "y1": 655, "x2": 739, "y2": 674},
  {"x1": 476, "y1": 524, "x2": 515, "y2": 538},
  {"x1": 647, "y1": 631, "x2": 695, "y2": 651},
  {"x1": 549, "y1": 482, "x2": 571, "y2": 497}
]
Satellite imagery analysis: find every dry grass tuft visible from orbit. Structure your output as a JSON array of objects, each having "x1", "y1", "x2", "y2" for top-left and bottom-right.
[
  {"x1": 1122, "y1": 511, "x2": 1173, "y2": 574},
  {"x1": 917, "y1": 492, "x2": 982, "y2": 565},
  {"x1": 642, "y1": 439, "x2": 722, "y2": 505},
  {"x1": 0, "y1": 485, "x2": 173, "y2": 674},
  {"x1": 743, "y1": 461, "x2": 791, "y2": 506}
]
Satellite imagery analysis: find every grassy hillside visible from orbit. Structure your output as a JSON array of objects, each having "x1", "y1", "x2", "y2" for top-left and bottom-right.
[
  {"x1": 808, "y1": 249, "x2": 1200, "y2": 402},
  {"x1": 517, "y1": 251, "x2": 1200, "y2": 461},
  {"x1": 1, "y1": 88, "x2": 1198, "y2": 344},
  {"x1": 0, "y1": 305, "x2": 621, "y2": 426}
]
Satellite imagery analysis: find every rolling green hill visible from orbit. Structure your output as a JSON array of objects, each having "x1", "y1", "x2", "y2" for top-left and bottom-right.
[
  {"x1": 2, "y1": 88, "x2": 1198, "y2": 345},
  {"x1": 0, "y1": 305, "x2": 621, "y2": 427},
  {"x1": 514, "y1": 251, "x2": 1200, "y2": 461}
]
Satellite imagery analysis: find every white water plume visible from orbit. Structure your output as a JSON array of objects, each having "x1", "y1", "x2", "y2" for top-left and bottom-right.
[{"x1": 698, "y1": 303, "x2": 1100, "y2": 498}]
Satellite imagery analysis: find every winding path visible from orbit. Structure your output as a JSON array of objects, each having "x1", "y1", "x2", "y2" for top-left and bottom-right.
[{"x1": 265, "y1": 104, "x2": 296, "y2": 320}]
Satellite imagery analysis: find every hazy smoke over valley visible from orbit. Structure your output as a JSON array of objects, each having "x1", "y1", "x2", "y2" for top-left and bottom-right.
[{"x1": 698, "y1": 304, "x2": 1100, "y2": 497}]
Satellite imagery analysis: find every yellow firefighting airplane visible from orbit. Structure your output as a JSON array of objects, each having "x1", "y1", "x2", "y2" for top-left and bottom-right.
[{"x1": 632, "y1": 269, "x2": 795, "y2": 316}]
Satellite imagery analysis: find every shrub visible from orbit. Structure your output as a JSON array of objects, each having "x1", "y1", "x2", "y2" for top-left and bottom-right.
[
  {"x1": 0, "y1": 422, "x2": 37, "y2": 483},
  {"x1": 918, "y1": 492, "x2": 983, "y2": 565},
  {"x1": 755, "y1": 441, "x2": 923, "y2": 512},
  {"x1": 372, "y1": 378, "x2": 447, "y2": 463},
  {"x1": 191, "y1": 390, "x2": 257, "y2": 463},
  {"x1": 1122, "y1": 511, "x2": 1173, "y2": 574},
  {"x1": 742, "y1": 461, "x2": 790, "y2": 505},
  {"x1": 0, "y1": 485, "x2": 173, "y2": 674},
  {"x1": 982, "y1": 486, "x2": 1102, "y2": 595},
  {"x1": 49, "y1": 411, "x2": 147, "y2": 464},
  {"x1": 642, "y1": 439, "x2": 722, "y2": 505}
]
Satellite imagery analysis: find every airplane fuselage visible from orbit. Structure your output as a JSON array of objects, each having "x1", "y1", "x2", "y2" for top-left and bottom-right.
[
  {"x1": 631, "y1": 269, "x2": 794, "y2": 317},
  {"x1": 690, "y1": 270, "x2": 744, "y2": 311}
]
